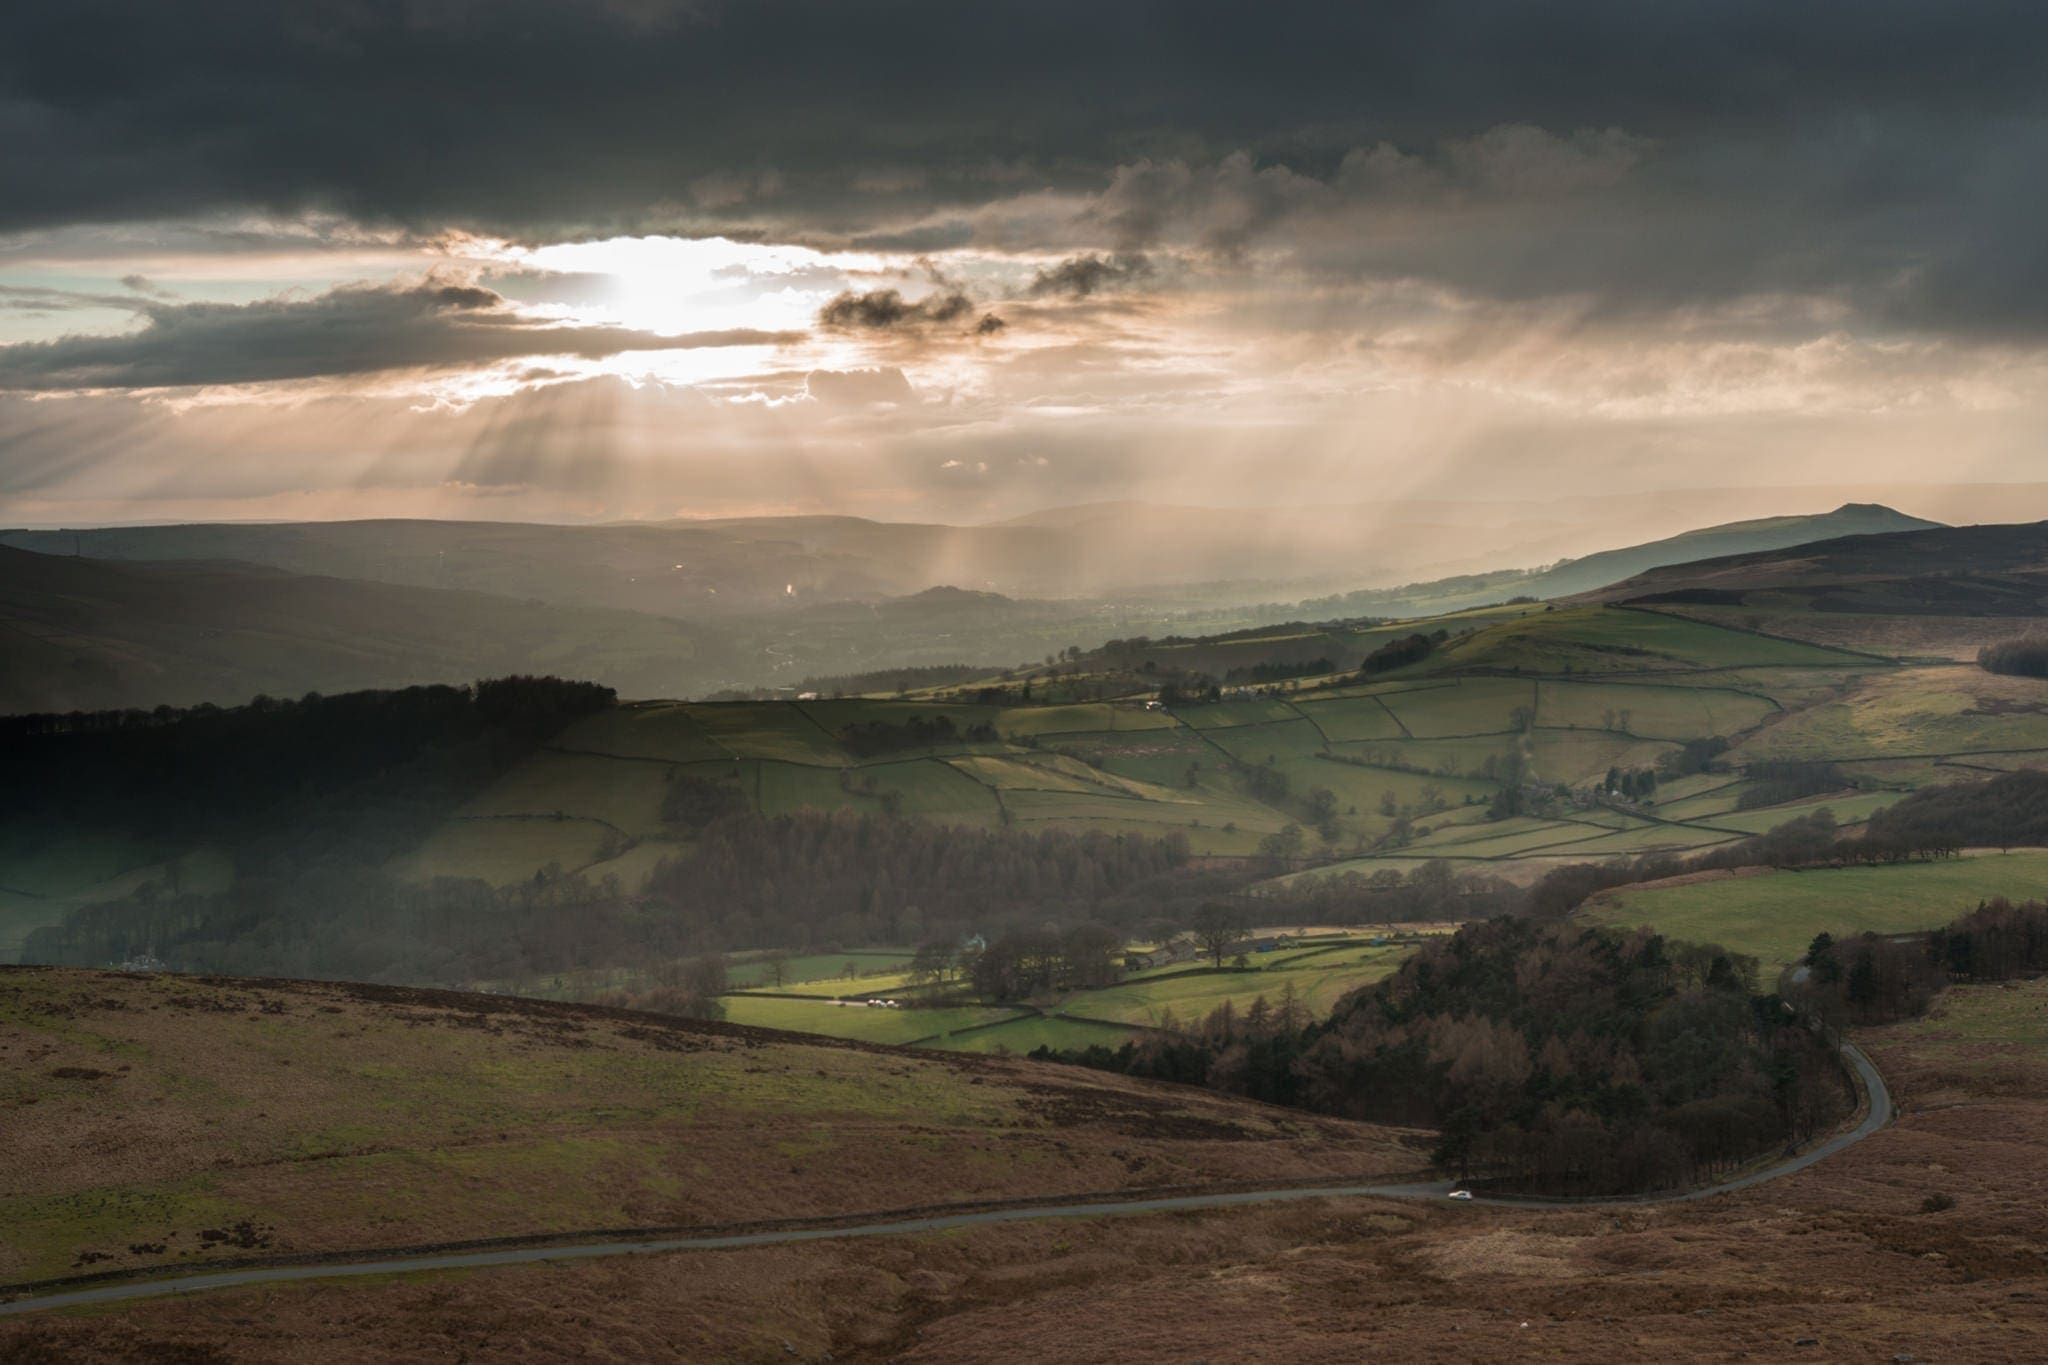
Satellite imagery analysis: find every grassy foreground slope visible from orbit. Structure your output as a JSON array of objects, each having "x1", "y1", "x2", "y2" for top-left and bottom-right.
[{"x1": 0, "y1": 967, "x2": 1418, "y2": 1289}]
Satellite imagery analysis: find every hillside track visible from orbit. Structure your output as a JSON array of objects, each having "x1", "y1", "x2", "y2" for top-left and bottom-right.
[{"x1": 0, "y1": 1043, "x2": 1892, "y2": 1317}]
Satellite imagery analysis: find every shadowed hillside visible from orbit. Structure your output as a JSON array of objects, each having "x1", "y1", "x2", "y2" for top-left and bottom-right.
[{"x1": 0, "y1": 545, "x2": 735, "y2": 713}]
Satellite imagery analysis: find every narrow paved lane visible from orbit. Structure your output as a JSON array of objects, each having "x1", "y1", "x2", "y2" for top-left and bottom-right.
[{"x1": 0, "y1": 1043, "x2": 1890, "y2": 1318}]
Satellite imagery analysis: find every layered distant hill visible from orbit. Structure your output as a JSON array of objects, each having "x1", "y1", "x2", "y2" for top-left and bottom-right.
[
  {"x1": 0, "y1": 502, "x2": 1974, "y2": 715},
  {"x1": 1582, "y1": 518, "x2": 2048, "y2": 608},
  {"x1": 0, "y1": 499, "x2": 1942, "y2": 616},
  {"x1": 1526, "y1": 503, "x2": 1943, "y2": 599},
  {"x1": 1291, "y1": 503, "x2": 1943, "y2": 618}
]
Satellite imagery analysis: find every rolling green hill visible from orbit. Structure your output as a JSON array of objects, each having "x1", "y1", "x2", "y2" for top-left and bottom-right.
[{"x1": 387, "y1": 600, "x2": 2018, "y2": 899}]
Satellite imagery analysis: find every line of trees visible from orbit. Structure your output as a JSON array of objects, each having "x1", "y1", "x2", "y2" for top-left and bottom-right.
[
  {"x1": 1734, "y1": 760, "x2": 1845, "y2": 811},
  {"x1": 838, "y1": 713, "x2": 997, "y2": 756},
  {"x1": 3, "y1": 677, "x2": 616, "y2": 870},
  {"x1": 1979, "y1": 634, "x2": 2048, "y2": 678},
  {"x1": 1797, "y1": 896, "x2": 2048, "y2": 1026},
  {"x1": 955, "y1": 924, "x2": 1126, "y2": 999},
  {"x1": 1358, "y1": 631, "x2": 1443, "y2": 677}
]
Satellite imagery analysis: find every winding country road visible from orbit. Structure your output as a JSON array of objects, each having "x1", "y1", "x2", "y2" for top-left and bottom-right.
[{"x1": 0, "y1": 1043, "x2": 1891, "y2": 1319}]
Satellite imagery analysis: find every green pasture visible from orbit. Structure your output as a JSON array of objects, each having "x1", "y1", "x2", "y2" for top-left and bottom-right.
[
  {"x1": 681, "y1": 702, "x2": 852, "y2": 764},
  {"x1": 725, "y1": 950, "x2": 914, "y2": 989},
  {"x1": 1536, "y1": 822, "x2": 1739, "y2": 858},
  {"x1": 995, "y1": 702, "x2": 1179, "y2": 737},
  {"x1": 1535, "y1": 679, "x2": 1777, "y2": 739},
  {"x1": 1333, "y1": 734, "x2": 1516, "y2": 779},
  {"x1": 1042, "y1": 730, "x2": 1213, "y2": 787},
  {"x1": 555, "y1": 703, "x2": 732, "y2": 763},
  {"x1": 923, "y1": 1014, "x2": 1138, "y2": 1054},
  {"x1": 1055, "y1": 950, "x2": 1408, "y2": 1028},
  {"x1": 1269, "y1": 757, "x2": 1494, "y2": 821},
  {"x1": 1583, "y1": 849, "x2": 2048, "y2": 974},
  {"x1": 1650, "y1": 781, "x2": 1758, "y2": 820},
  {"x1": 1197, "y1": 717, "x2": 1329, "y2": 766},
  {"x1": 1378, "y1": 677, "x2": 1535, "y2": 738},
  {"x1": 1176, "y1": 698, "x2": 1303, "y2": 729},
  {"x1": 1526, "y1": 731, "x2": 1679, "y2": 787},
  {"x1": 458, "y1": 748, "x2": 671, "y2": 838},
  {"x1": 1728, "y1": 665, "x2": 2048, "y2": 764},
  {"x1": 1419, "y1": 606, "x2": 1872, "y2": 677},
  {"x1": 1702, "y1": 789, "x2": 1901, "y2": 833},
  {"x1": 1290, "y1": 694, "x2": 1409, "y2": 743},
  {"x1": 393, "y1": 816, "x2": 616, "y2": 884},
  {"x1": 720, "y1": 994, "x2": 1026, "y2": 1044}
]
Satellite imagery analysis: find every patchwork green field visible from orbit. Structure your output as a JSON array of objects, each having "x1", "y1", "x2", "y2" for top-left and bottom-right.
[
  {"x1": 705, "y1": 932, "x2": 1434, "y2": 1054},
  {"x1": 719, "y1": 995, "x2": 1026, "y2": 1044},
  {"x1": 372, "y1": 604, "x2": 1984, "y2": 890},
  {"x1": 1582, "y1": 850, "x2": 2048, "y2": 974},
  {"x1": 1050, "y1": 949, "x2": 1410, "y2": 1029}
]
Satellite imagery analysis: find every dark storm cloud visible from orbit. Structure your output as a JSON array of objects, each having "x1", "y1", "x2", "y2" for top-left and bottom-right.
[
  {"x1": 1028, "y1": 254, "x2": 1153, "y2": 299},
  {"x1": 0, "y1": 280, "x2": 800, "y2": 390},
  {"x1": 5, "y1": 2, "x2": 2048, "y2": 330},
  {"x1": 818, "y1": 288, "x2": 1003, "y2": 337}
]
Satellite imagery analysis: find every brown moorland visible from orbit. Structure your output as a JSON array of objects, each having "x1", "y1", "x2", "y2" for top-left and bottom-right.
[
  {"x1": 0, "y1": 967, "x2": 1419, "y2": 1289},
  {"x1": 9, "y1": 973, "x2": 2048, "y2": 1361}
]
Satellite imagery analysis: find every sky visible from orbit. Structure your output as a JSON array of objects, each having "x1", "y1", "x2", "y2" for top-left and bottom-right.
[{"x1": 3, "y1": 1, "x2": 2048, "y2": 528}]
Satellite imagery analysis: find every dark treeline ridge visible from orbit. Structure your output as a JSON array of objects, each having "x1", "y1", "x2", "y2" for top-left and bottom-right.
[
  {"x1": 23, "y1": 813, "x2": 1205, "y2": 982},
  {"x1": 838, "y1": 712, "x2": 998, "y2": 757},
  {"x1": 1, "y1": 677, "x2": 614, "y2": 866},
  {"x1": 1734, "y1": 760, "x2": 1846, "y2": 811},
  {"x1": 1242, "y1": 859, "x2": 1523, "y2": 924},
  {"x1": 1038, "y1": 917, "x2": 1850, "y2": 1195},
  {"x1": 1857, "y1": 767, "x2": 2048, "y2": 851},
  {"x1": 638, "y1": 813, "x2": 1191, "y2": 949},
  {"x1": 1095, "y1": 620, "x2": 1355, "y2": 655},
  {"x1": 21, "y1": 807, "x2": 1521, "y2": 986},
  {"x1": 1796, "y1": 896, "x2": 2048, "y2": 1027},
  {"x1": 1227, "y1": 657, "x2": 1334, "y2": 684},
  {"x1": 1358, "y1": 630, "x2": 1441, "y2": 677},
  {"x1": 1978, "y1": 634, "x2": 2048, "y2": 678}
]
